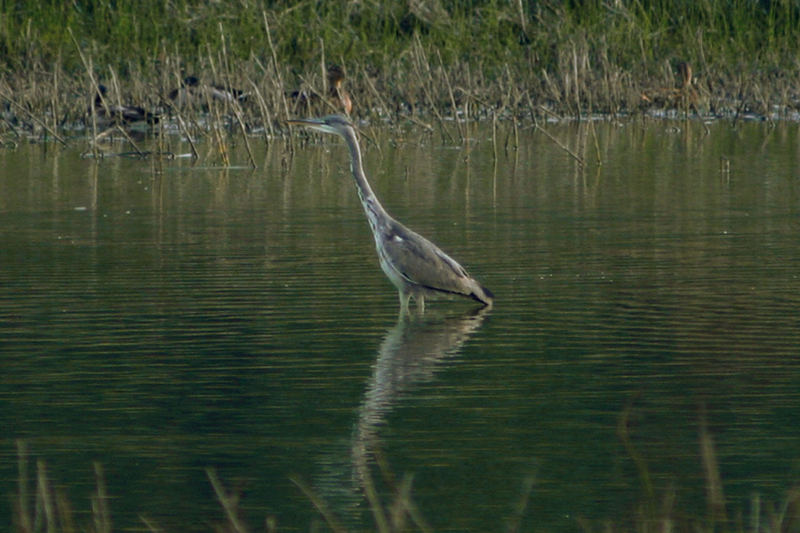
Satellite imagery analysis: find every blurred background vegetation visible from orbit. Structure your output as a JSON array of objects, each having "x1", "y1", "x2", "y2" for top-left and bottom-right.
[{"x1": 1, "y1": 0, "x2": 799, "y2": 124}]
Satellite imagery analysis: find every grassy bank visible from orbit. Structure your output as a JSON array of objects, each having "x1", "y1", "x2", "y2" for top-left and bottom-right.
[{"x1": 1, "y1": 0, "x2": 800, "y2": 140}]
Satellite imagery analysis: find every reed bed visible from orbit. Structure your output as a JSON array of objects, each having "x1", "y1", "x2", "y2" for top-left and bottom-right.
[{"x1": 1, "y1": 1, "x2": 800, "y2": 149}]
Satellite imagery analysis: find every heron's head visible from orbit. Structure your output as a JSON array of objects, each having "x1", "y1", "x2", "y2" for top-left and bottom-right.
[{"x1": 287, "y1": 114, "x2": 354, "y2": 138}]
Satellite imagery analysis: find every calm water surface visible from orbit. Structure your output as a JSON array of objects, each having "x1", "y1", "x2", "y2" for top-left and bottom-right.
[{"x1": 2, "y1": 120, "x2": 799, "y2": 531}]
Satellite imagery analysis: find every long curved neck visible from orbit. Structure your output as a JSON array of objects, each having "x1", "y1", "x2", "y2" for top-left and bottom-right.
[{"x1": 344, "y1": 128, "x2": 390, "y2": 229}]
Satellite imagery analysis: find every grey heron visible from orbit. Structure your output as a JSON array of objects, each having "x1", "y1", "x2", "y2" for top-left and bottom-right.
[{"x1": 288, "y1": 114, "x2": 493, "y2": 312}]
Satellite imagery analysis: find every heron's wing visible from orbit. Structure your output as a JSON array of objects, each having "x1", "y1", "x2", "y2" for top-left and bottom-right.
[{"x1": 380, "y1": 221, "x2": 476, "y2": 296}]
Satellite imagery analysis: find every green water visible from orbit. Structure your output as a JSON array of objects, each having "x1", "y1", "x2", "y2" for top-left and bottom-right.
[{"x1": 2, "y1": 120, "x2": 799, "y2": 531}]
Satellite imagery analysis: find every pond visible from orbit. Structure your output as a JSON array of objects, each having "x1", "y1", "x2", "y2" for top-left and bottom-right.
[{"x1": 1, "y1": 119, "x2": 799, "y2": 531}]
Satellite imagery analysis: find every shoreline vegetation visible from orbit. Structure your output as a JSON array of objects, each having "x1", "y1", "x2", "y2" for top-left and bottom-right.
[{"x1": 2, "y1": 1, "x2": 800, "y2": 149}]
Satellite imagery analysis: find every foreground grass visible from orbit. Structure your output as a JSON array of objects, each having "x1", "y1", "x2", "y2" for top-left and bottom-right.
[
  {"x1": 1, "y1": 1, "x2": 800, "y2": 144},
  {"x1": 11, "y1": 414, "x2": 800, "y2": 533}
]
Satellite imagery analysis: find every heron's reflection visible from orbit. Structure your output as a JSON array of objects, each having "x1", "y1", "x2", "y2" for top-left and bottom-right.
[{"x1": 352, "y1": 306, "x2": 491, "y2": 500}]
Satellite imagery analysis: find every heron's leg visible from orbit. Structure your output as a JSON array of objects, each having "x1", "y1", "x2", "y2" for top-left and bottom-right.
[
  {"x1": 416, "y1": 294, "x2": 425, "y2": 314},
  {"x1": 399, "y1": 291, "x2": 412, "y2": 314}
]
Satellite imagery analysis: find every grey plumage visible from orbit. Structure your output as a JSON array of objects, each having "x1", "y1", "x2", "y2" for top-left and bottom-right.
[{"x1": 288, "y1": 114, "x2": 493, "y2": 312}]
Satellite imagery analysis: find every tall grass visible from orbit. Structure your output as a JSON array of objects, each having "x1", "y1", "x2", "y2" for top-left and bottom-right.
[
  {"x1": 12, "y1": 418, "x2": 800, "y2": 533},
  {"x1": 1, "y1": 1, "x2": 800, "y2": 141}
]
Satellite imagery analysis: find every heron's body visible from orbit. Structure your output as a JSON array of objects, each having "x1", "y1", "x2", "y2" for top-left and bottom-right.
[{"x1": 288, "y1": 114, "x2": 493, "y2": 311}]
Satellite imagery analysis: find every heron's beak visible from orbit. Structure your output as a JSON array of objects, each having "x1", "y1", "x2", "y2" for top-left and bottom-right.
[
  {"x1": 287, "y1": 117, "x2": 337, "y2": 135},
  {"x1": 287, "y1": 118, "x2": 323, "y2": 126}
]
